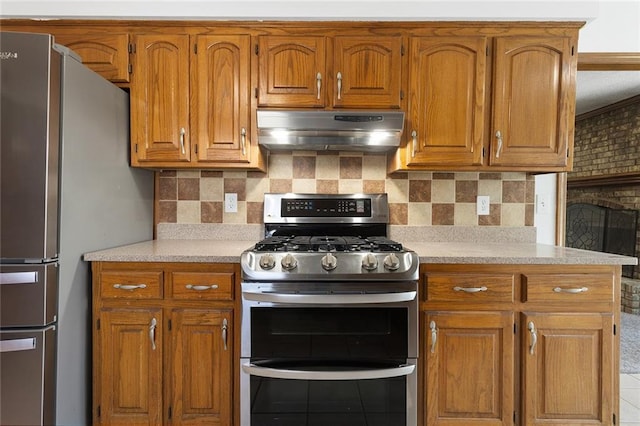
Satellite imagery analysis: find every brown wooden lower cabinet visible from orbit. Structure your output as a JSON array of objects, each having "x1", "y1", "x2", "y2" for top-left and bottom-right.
[
  {"x1": 92, "y1": 262, "x2": 237, "y2": 426},
  {"x1": 421, "y1": 264, "x2": 620, "y2": 426}
]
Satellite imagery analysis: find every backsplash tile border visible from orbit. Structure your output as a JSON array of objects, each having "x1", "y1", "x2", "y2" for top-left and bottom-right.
[{"x1": 157, "y1": 152, "x2": 535, "y2": 226}]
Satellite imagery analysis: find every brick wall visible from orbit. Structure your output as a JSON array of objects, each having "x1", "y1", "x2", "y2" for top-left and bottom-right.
[{"x1": 567, "y1": 98, "x2": 640, "y2": 278}]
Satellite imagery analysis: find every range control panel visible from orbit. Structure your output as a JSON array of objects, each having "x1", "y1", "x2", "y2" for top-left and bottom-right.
[{"x1": 282, "y1": 198, "x2": 371, "y2": 217}]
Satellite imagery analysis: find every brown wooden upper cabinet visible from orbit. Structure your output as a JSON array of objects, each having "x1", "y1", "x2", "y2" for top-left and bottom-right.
[
  {"x1": 257, "y1": 35, "x2": 403, "y2": 109},
  {"x1": 130, "y1": 34, "x2": 264, "y2": 170},
  {"x1": 393, "y1": 32, "x2": 577, "y2": 172},
  {"x1": 54, "y1": 33, "x2": 131, "y2": 83}
]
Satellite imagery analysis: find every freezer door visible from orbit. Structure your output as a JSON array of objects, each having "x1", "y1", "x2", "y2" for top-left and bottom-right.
[
  {"x1": 0, "y1": 325, "x2": 56, "y2": 426},
  {"x1": 0, "y1": 264, "x2": 58, "y2": 327},
  {"x1": 0, "y1": 32, "x2": 60, "y2": 261}
]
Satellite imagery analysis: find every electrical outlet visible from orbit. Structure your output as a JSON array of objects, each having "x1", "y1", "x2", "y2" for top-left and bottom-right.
[
  {"x1": 225, "y1": 193, "x2": 238, "y2": 213},
  {"x1": 477, "y1": 195, "x2": 490, "y2": 215}
]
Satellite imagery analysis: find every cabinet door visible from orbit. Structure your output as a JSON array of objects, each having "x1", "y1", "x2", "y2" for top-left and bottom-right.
[
  {"x1": 170, "y1": 309, "x2": 233, "y2": 425},
  {"x1": 53, "y1": 33, "x2": 130, "y2": 83},
  {"x1": 131, "y1": 34, "x2": 191, "y2": 165},
  {"x1": 521, "y1": 313, "x2": 614, "y2": 425},
  {"x1": 424, "y1": 311, "x2": 514, "y2": 425},
  {"x1": 97, "y1": 308, "x2": 163, "y2": 426},
  {"x1": 490, "y1": 36, "x2": 575, "y2": 168},
  {"x1": 332, "y1": 36, "x2": 402, "y2": 108},
  {"x1": 406, "y1": 36, "x2": 486, "y2": 167},
  {"x1": 257, "y1": 35, "x2": 326, "y2": 107},
  {"x1": 192, "y1": 35, "x2": 252, "y2": 164}
]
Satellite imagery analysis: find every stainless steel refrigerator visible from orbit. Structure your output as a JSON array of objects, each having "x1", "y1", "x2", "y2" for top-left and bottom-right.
[{"x1": 0, "y1": 32, "x2": 154, "y2": 426}]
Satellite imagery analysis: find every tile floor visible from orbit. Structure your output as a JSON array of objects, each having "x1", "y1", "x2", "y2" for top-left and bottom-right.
[{"x1": 621, "y1": 374, "x2": 640, "y2": 425}]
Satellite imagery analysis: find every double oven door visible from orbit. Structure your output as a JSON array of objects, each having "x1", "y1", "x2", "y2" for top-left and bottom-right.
[{"x1": 240, "y1": 281, "x2": 418, "y2": 426}]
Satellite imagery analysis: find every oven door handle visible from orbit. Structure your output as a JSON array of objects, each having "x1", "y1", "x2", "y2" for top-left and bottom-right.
[
  {"x1": 241, "y1": 290, "x2": 416, "y2": 304},
  {"x1": 242, "y1": 362, "x2": 415, "y2": 381}
]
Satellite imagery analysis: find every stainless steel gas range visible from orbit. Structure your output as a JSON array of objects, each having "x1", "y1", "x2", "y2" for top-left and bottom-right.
[{"x1": 240, "y1": 193, "x2": 419, "y2": 426}]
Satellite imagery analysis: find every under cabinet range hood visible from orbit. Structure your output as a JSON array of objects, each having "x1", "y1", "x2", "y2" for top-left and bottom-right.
[{"x1": 256, "y1": 110, "x2": 405, "y2": 152}]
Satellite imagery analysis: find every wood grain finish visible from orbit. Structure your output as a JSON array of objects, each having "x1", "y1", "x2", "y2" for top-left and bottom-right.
[
  {"x1": 100, "y1": 270, "x2": 163, "y2": 299},
  {"x1": 425, "y1": 272, "x2": 514, "y2": 303},
  {"x1": 92, "y1": 262, "x2": 238, "y2": 425},
  {"x1": 192, "y1": 35, "x2": 251, "y2": 165},
  {"x1": 424, "y1": 311, "x2": 515, "y2": 425},
  {"x1": 420, "y1": 264, "x2": 620, "y2": 426},
  {"x1": 53, "y1": 33, "x2": 130, "y2": 82},
  {"x1": 406, "y1": 36, "x2": 486, "y2": 167},
  {"x1": 490, "y1": 36, "x2": 575, "y2": 168}
]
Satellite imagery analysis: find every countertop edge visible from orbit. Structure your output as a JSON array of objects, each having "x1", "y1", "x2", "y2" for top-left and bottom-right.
[{"x1": 83, "y1": 239, "x2": 638, "y2": 266}]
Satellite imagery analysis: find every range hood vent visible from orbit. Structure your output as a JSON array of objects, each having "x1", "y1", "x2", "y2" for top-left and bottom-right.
[{"x1": 256, "y1": 110, "x2": 405, "y2": 152}]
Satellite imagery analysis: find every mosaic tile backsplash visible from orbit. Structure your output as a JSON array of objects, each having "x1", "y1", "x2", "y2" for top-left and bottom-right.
[{"x1": 157, "y1": 152, "x2": 535, "y2": 226}]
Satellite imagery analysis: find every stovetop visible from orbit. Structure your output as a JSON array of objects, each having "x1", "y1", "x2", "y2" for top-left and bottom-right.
[{"x1": 241, "y1": 193, "x2": 419, "y2": 282}]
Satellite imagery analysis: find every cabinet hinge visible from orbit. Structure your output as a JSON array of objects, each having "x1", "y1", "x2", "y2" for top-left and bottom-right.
[
  {"x1": 194, "y1": 144, "x2": 198, "y2": 154},
  {"x1": 255, "y1": 44, "x2": 259, "y2": 55},
  {"x1": 400, "y1": 90, "x2": 404, "y2": 100},
  {"x1": 614, "y1": 323, "x2": 617, "y2": 335},
  {"x1": 572, "y1": 46, "x2": 575, "y2": 56},
  {"x1": 128, "y1": 63, "x2": 132, "y2": 74},
  {"x1": 96, "y1": 318, "x2": 100, "y2": 330},
  {"x1": 486, "y1": 45, "x2": 489, "y2": 56},
  {"x1": 514, "y1": 323, "x2": 517, "y2": 334},
  {"x1": 482, "y1": 147, "x2": 486, "y2": 158},
  {"x1": 135, "y1": 143, "x2": 138, "y2": 153},
  {"x1": 401, "y1": 44, "x2": 405, "y2": 56},
  {"x1": 613, "y1": 412, "x2": 616, "y2": 424},
  {"x1": 513, "y1": 411, "x2": 516, "y2": 423},
  {"x1": 255, "y1": 87, "x2": 258, "y2": 98},
  {"x1": 194, "y1": 43, "x2": 198, "y2": 54},
  {"x1": 97, "y1": 405, "x2": 101, "y2": 418},
  {"x1": 168, "y1": 406, "x2": 172, "y2": 420},
  {"x1": 168, "y1": 319, "x2": 172, "y2": 331},
  {"x1": 129, "y1": 42, "x2": 135, "y2": 54},
  {"x1": 567, "y1": 148, "x2": 570, "y2": 158}
]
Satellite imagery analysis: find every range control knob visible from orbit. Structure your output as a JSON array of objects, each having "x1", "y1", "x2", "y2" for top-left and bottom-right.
[
  {"x1": 383, "y1": 253, "x2": 400, "y2": 271},
  {"x1": 281, "y1": 253, "x2": 298, "y2": 271},
  {"x1": 361, "y1": 253, "x2": 378, "y2": 271},
  {"x1": 321, "y1": 253, "x2": 338, "y2": 271},
  {"x1": 259, "y1": 253, "x2": 276, "y2": 270}
]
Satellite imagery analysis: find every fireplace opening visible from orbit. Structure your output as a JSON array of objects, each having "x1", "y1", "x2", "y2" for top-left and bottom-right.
[{"x1": 566, "y1": 203, "x2": 639, "y2": 277}]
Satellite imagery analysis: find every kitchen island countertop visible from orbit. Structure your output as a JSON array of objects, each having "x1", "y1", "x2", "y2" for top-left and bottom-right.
[{"x1": 84, "y1": 239, "x2": 637, "y2": 265}]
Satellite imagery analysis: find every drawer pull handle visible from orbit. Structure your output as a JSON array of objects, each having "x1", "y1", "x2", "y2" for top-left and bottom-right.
[
  {"x1": 113, "y1": 284, "x2": 147, "y2": 291},
  {"x1": 149, "y1": 317, "x2": 157, "y2": 351},
  {"x1": 429, "y1": 320, "x2": 437, "y2": 354},
  {"x1": 185, "y1": 284, "x2": 219, "y2": 291},
  {"x1": 528, "y1": 321, "x2": 537, "y2": 355},
  {"x1": 222, "y1": 318, "x2": 228, "y2": 351},
  {"x1": 553, "y1": 286, "x2": 588, "y2": 294},
  {"x1": 336, "y1": 71, "x2": 343, "y2": 100},
  {"x1": 316, "y1": 72, "x2": 322, "y2": 100},
  {"x1": 453, "y1": 286, "x2": 488, "y2": 293}
]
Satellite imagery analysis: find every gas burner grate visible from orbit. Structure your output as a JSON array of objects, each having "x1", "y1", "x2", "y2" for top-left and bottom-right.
[{"x1": 253, "y1": 235, "x2": 404, "y2": 253}]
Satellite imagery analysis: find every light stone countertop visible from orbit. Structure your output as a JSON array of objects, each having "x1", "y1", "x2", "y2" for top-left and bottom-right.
[{"x1": 84, "y1": 239, "x2": 638, "y2": 265}]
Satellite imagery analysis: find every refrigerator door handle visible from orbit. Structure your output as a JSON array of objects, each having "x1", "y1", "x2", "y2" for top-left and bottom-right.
[
  {"x1": 0, "y1": 337, "x2": 36, "y2": 353},
  {"x1": 0, "y1": 271, "x2": 38, "y2": 285}
]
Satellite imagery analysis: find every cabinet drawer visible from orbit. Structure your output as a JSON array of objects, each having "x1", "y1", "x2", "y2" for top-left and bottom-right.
[
  {"x1": 425, "y1": 273, "x2": 514, "y2": 302},
  {"x1": 171, "y1": 272, "x2": 234, "y2": 301},
  {"x1": 522, "y1": 273, "x2": 614, "y2": 303},
  {"x1": 100, "y1": 271, "x2": 163, "y2": 299}
]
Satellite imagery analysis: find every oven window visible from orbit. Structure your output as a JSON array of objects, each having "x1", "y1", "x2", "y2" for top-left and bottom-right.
[
  {"x1": 250, "y1": 375, "x2": 406, "y2": 426},
  {"x1": 251, "y1": 307, "x2": 407, "y2": 360}
]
